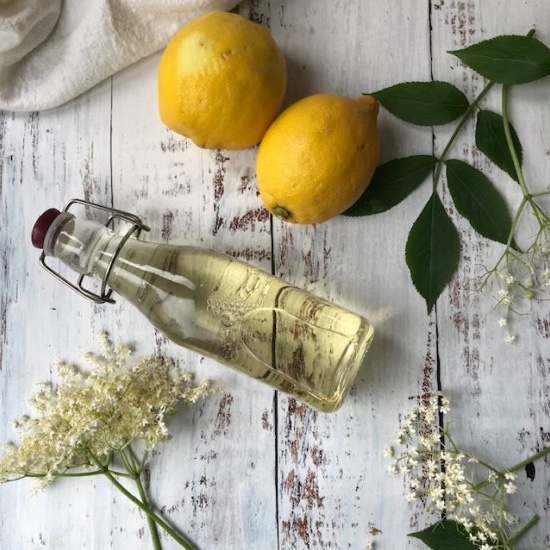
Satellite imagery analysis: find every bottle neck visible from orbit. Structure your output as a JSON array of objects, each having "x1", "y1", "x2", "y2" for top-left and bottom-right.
[{"x1": 44, "y1": 213, "x2": 122, "y2": 277}]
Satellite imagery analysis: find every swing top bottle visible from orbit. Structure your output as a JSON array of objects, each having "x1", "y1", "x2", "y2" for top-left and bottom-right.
[{"x1": 32, "y1": 200, "x2": 374, "y2": 412}]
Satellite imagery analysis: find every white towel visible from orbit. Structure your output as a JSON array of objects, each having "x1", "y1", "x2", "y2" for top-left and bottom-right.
[{"x1": 0, "y1": 0, "x2": 241, "y2": 112}]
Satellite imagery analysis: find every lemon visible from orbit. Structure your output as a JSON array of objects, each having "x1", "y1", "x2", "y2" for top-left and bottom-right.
[
  {"x1": 158, "y1": 11, "x2": 287, "y2": 150},
  {"x1": 256, "y1": 94, "x2": 380, "y2": 224}
]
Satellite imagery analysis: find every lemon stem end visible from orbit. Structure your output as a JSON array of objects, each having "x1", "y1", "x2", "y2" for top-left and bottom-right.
[{"x1": 272, "y1": 206, "x2": 291, "y2": 220}]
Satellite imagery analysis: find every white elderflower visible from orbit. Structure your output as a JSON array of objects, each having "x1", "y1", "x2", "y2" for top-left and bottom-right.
[
  {"x1": 504, "y1": 481, "x2": 518, "y2": 494},
  {"x1": 0, "y1": 333, "x2": 218, "y2": 487},
  {"x1": 439, "y1": 395, "x2": 451, "y2": 414},
  {"x1": 429, "y1": 485, "x2": 444, "y2": 500},
  {"x1": 409, "y1": 476, "x2": 421, "y2": 489},
  {"x1": 386, "y1": 391, "x2": 550, "y2": 550},
  {"x1": 419, "y1": 431, "x2": 439, "y2": 450},
  {"x1": 497, "y1": 288, "x2": 510, "y2": 301},
  {"x1": 503, "y1": 511, "x2": 519, "y2": 525},
  {"x1": 425, "y1": 458, "x2": 439, "y2": 475},
  {"x1": 486, "y1": 472, "x2": 498, "y2": 484},
  {"x1": 0, "y1": 334, "x2": 218, "y2": 549}
]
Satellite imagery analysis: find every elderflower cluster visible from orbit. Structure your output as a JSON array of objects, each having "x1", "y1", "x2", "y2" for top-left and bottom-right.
[
  {"x1": 484, "y1": 223, "x2": 550, "y2": 343},
  {"x1": 0, "y1": 333, "x2": 217, "y2": 489},
  {"x1": 386, "y1": 393, "x2": 522, "y2": 550}
]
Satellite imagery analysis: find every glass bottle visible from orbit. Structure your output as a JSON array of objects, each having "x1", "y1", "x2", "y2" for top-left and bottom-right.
[{"x1": 32, "y1": 200, "x2": 373, "y2": 412}]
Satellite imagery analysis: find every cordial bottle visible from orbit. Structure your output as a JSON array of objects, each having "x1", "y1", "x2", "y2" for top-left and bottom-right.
[{"x1": 31, "y1": 199, "x2": 373, "y2": 412}]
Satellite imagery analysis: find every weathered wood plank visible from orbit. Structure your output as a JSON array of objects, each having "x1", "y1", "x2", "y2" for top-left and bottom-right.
[
  {"x1": 433, "y1": 1, "x2": 550, "y2": 548},
  {"x1": 0, "y1": 80, "x2": 117, "y2": 548},
  {"x1": 107, "y1": 11, "x2": 277, "y2": 547},
  {"x1": 269, "y1": 1, "x2": 438, "y2": 548}
]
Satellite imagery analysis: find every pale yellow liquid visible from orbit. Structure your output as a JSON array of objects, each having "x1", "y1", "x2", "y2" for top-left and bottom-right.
[{"x1": 95, "y1": 240, "x2": 373, "y2": 412}]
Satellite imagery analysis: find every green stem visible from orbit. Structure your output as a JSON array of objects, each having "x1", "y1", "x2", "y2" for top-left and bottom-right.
[
  {"x1": 85, "y1": 448, "x2": 195, "y2": 550},
  {"x1": 119, "y1": 448, "x2": 136, "y2": 475},
  {"x1": 474, "y1": 446, "x2": 550, "y2": 491},
  {"x1": 496, "y1": 193, "x2": 528, "y2": 261},
  {"x1": 472, "y1": 471, "x2": 501, "y2": 492},
  {"x1": 122, "y1": 446, "x2": 161, "y2": 550},
  {"x1": 432, "y1": 80, "x2": 495, "y2": 187},
  {"x1": 502, "y1": 84, "x2": 549, "y2": 227},
  {"x1": 14, "y1": 469, "x2": 133, "y2": 480},
  {"x1": 118, "y1": 446, "x2": 161, "y2": 549},
  {"x1": 444, "y1": 433, "x2": 502, "y2": 477},
  {"x1": 501, "y1": 85, "x2": 529, "y2": 197},
  {"x1": 127, "y1": 445, "x2": 147, "y2": 475},
  {"x1": 506, "y1": 446, "x2": 550, "y2": 474},
  {"x1": 133, "y1": 469, "x2": 162, "y2": 550},
  {"x1": 478, "y1": 196, "x2": 529, "y2": 291},
  {"x1": 506, "y1": 198, "x2": 527, "y2": 250},
  {"x1": 433, "y1": 28, "x2": 535, "y2": 192},
  {"x1": 508, "y1": 514, "x2": 539, "y2": 546},
  {"x1": 59, "y1": 469, "x2": 133, "y2": 478},
  {"x1": 442, "y1": 432, "x2": 461, "y2": 455}
]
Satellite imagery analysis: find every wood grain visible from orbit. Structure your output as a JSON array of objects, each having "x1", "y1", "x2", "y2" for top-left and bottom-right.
[
  {"x1": 1, "y1": 0, "x2": 549, "y2": 548},
  {"x1": 269, "y1": 1, "x2": 437, "y2": 547},
  {"x1": 433, "y1": 2, "x2": 550, "y2": 547}
]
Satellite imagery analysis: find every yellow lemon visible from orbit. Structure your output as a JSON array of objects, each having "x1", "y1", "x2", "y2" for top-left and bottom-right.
[
  {"x1": 256, "y1": 94, "x2": 380, "y2": 224},
  {"x1": 158, "y1": 10, "x2": 287, "y2": 150}
]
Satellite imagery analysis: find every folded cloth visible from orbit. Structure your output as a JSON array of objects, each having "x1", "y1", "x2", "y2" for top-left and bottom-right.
[{"x1": 0, "y1": 0, "x2": 241, "y2": 112}]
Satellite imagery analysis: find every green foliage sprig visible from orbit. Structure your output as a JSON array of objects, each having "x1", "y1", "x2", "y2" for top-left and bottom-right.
[
  {"x1": 0, "y1": 334, "x2": 218, "y2": 550},
  {"x1": 386, "y1": 393, "x2": 550, "y2": 549},
  {"x1": 345, "y1": 31, "x2": 550, "y2": 315}
]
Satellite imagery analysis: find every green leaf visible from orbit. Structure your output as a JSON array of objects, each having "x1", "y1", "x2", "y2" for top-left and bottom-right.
[
  {"x1": 405, "y1": 194, "x2": 460, "y2": 313},
  {"x1": 446, "y1": 159, "x2": 513, "y2": 246},
  {"x1": 371, "y1": 82, "x2": 469, "y2": 126},
  {"x1": 409, "y1": 520, "x2": 478, "y2": 549},
  {"x1": 475, "y1": 110, "x2": 522, "y2": 182},
  {"x1": 449, "y1": 35, "x2": 550, "y2": 84},
  {"x1": 343, "y1": 155, "x2": 437, "y2": 216}
]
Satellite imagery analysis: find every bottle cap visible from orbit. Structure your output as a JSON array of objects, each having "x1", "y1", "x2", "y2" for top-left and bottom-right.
[{"x1": 31, "y1": 208, "x2": 61, "y2": 249}]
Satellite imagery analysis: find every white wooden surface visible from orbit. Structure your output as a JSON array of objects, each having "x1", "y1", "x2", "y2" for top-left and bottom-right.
[{"x1": 1, "y1": 1, "x2": 550, "y2": 548}]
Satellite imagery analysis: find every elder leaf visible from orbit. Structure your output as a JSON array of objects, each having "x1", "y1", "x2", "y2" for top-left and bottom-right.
[
  {"x1": 449, "y1": 35, "x2": 550, "y2": 84},
  {"x1": 446, "y1": 159, "x2": 513, "y2": 246},
  {"x1": 405, "y1": 194, "x2": 460, "y2": 313},
  {"x1": 475, "y1": 110, "x2": 522, "y2": 182},
  {"x1": 371, "y1": 82, "x2": 469, "y2": 126},
  {"x1": 409, "y1": 520, "x2": 478, "y2": 550},
  {"x1": 343, "y1": 155, "x2": 437, "y2": 216}
]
